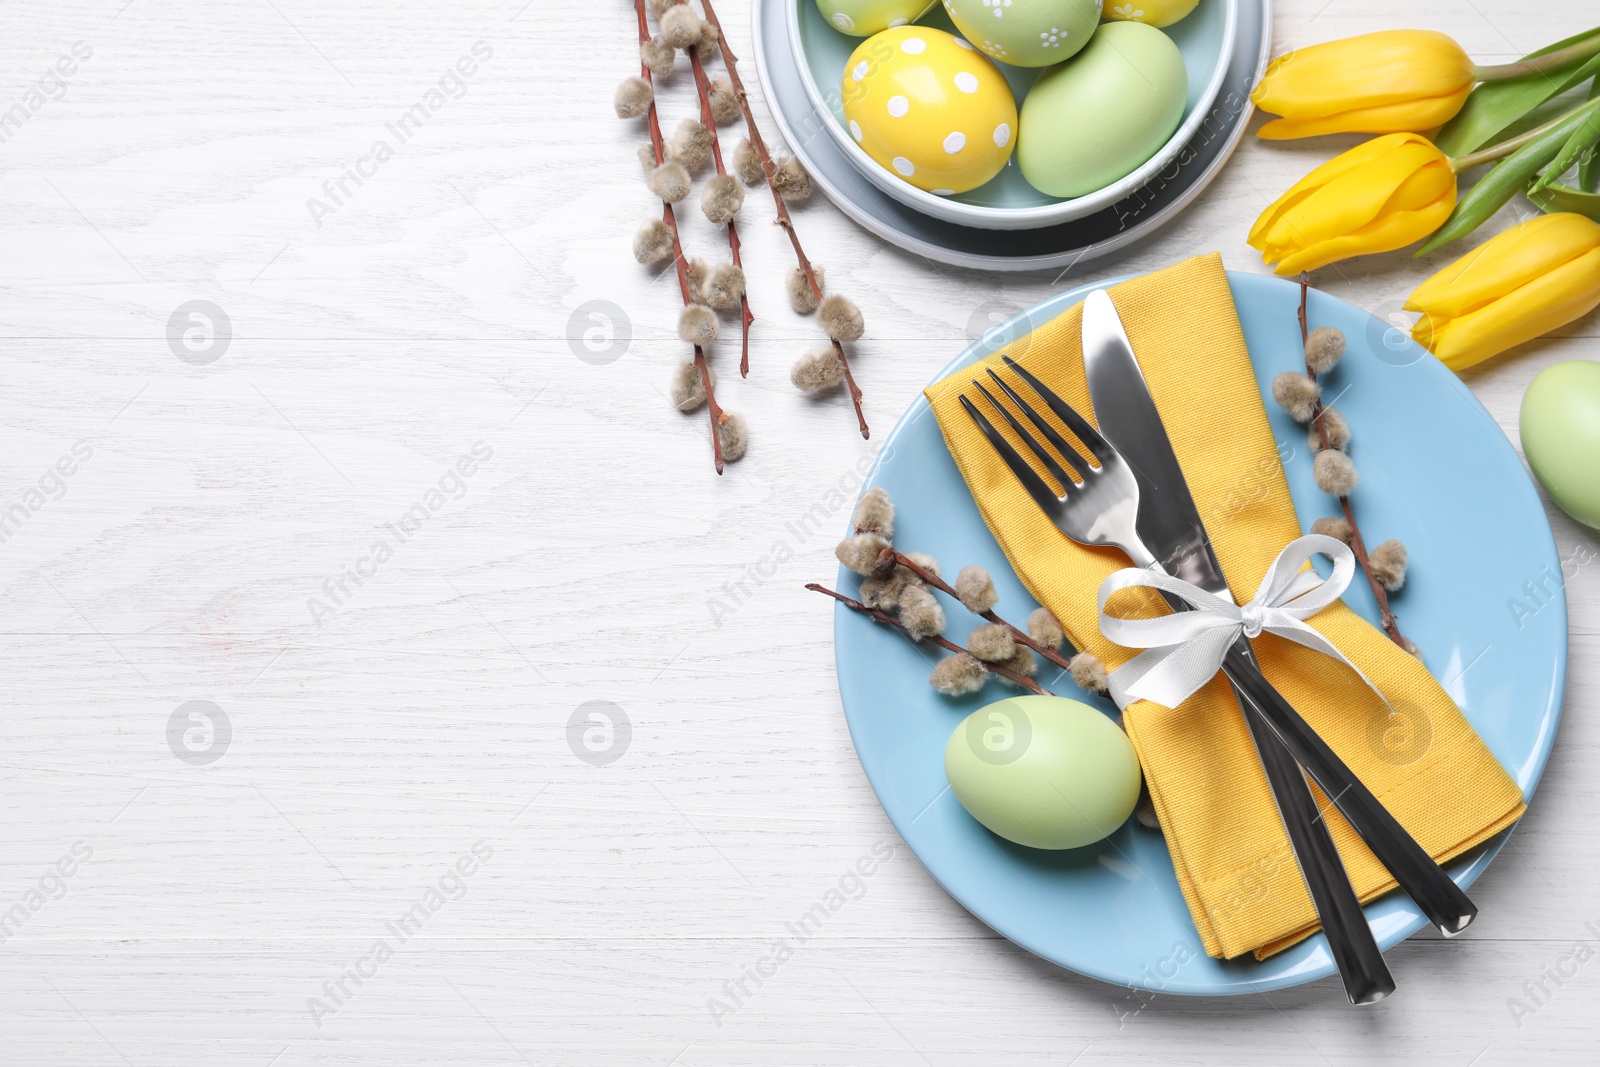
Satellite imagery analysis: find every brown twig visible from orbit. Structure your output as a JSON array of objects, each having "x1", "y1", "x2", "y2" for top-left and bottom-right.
[
  {"x1": 807, "y1": 584, "x2": 1051, "y2": 695},
  {"x1": 876, "y1": 548, "x2": 1076, "y2": 673},
  {"x1": 680, "y1": 13, "x2": 755, "y2": 378},
  {"x1": 697, "y1": 0, "x2": 869, "y2": 438},
  {"x1": 635, "y1": 0, "x2": 724, "y2": 474},
  {"x1": 1299, "y1": 273, "x2": 1402, "y2": 645}
]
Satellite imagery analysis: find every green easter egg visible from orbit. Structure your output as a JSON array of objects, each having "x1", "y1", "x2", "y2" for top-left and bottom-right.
[
  {"x1": 1017, "y1": 20, "x2": 1186, "y2": 198},
  {"x1": 943, "y1": 0, "x2": 1102, "y2": 67},
  {"x1": 944, "y1": 695, "x2": 1142, "y2": 850},
  {"x1": 1521, "y1": 360, "x2": 1600, "y2": 529},
  {"x1": 817, "y1": 0, "x2": 939, "y2": 36}
]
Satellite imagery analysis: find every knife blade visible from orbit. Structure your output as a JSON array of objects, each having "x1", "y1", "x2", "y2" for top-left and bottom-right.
[
  {"x1": 1081, "y1": 289, "x2": 1393, "y2": 1004},
  {"x1": 1080, "y1": 289, "x2": 1476, "y2": 943}
]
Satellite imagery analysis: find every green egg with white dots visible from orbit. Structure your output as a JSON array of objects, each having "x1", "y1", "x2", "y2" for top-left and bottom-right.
[
  {"x1": 944, "y1": 0, "x2": 1102, "y2": 67},
  {"x1": 944, "y1": 695, "x2": 1142, "y2": 850},
  {"x1": 815, "y1": 0, "x2": 939, "y2": 36}
]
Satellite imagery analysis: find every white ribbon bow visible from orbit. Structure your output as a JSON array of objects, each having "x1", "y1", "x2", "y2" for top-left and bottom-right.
[{"x1": 1097, "y1": 533, "x2": 1388, "y2": 711}]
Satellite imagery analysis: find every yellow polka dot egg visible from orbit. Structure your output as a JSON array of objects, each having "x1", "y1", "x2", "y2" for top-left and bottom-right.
[{"x1": 840, "y1": 27, "x2": 1017, "y2": 195}]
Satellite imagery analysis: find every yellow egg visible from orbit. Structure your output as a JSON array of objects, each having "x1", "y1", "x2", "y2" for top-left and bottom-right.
[
  {"x1": 1099, "y1": 0, "x2": 1199, "y2": 29},
  {"x1": 840, "y1": 27, "x2": 1017, "y2": 194}
]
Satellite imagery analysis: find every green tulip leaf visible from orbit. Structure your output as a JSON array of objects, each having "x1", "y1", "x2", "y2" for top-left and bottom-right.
[
  {"x1": 1527, "y1": 179, "x2": 1600, "y2": 220},
  {"x1": 1421, "y1": 98, "x2": 1600, "y2": 255},
  {"x1": 1531, "y1": 100, "x2": 1600, "y2": 193},
  {"x1": 1582, "y1": 75, "x2": 1600, "y2": 192},
  {"x1": 1434, "y1": 28, "x2": 1600, "y2": 158}
]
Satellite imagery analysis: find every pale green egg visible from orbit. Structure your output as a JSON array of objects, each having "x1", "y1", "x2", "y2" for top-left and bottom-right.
[
  {"x1": 944, "y1": 695, "x2": 1142, "y2": 850},
  {"x1": 816, "y1": 0, "x2": 939, "y2": 36},
  {"x1": 1017, "y1": 20, "x2": 1186, "y2": 198},
  {"x1": 943, "y1": 0, "x2": 1101, "y2": 67},
  {"x1": 1520, "y1": 360, "x2": 1600, "y2": 529}
]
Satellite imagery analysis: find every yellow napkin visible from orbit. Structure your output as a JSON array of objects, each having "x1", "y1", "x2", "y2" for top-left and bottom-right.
[{"x1": 925, "y1": 253, "x2": 1525, "y2": 960}]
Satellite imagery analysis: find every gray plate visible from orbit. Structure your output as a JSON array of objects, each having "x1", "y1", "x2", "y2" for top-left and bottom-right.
[{"x1": 751, "y1": 0, "x2": 1273, "y2": 272}]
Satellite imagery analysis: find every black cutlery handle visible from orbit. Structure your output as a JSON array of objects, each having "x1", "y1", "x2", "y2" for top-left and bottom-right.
[
  {"x1": 1220, "y1": 640, "x2": 1477, "y2": 937},
  {"x1": 1230, "y1": 676, "x2": 1394, "y2": 1003},
  {"x1": 1145, "y1": 589, "x2": 1392, "y2": 1002},
  {"x1": 1226, "y1": 669, "x2": 1394, "y2": 1004}
]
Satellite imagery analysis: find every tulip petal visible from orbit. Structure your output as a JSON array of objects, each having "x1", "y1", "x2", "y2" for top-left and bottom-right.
[
  {"x1": 1407, "y1": 213, "x2": 1600, "y2": 318},
  {"x1": 1251, "y1": 30, "x2": 1474, "y2": 138},
  {"x1": 1249, "y1": 134, "x2": 1433, "y2": 247},
  {"x1": 1256, "y1": 87, "x2": 1473, "y2": 139},
  {"x1": 1254, "y1": 152, "x2": 1455, "y2": 275},
  {"x1": 1269, "y1": 146, "x2": 1444, "y2": 250},
  {"x1": 1425, "y1": 245, "x2": 1600, "y2": 370},
  {"x1": 1272, "y1": 192, "x2": 1455, "y2": 275}
]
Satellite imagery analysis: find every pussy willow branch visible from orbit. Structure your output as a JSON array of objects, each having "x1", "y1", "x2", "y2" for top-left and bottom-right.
[
  {"x1": 696, "y1": 0, "x2": 869, "y2": 437},
  {"x1": 1300, "y1": 273, "x2": 1402, "y2": 644},
  {"x1": 636, "y1": 0, "x2": 724, "y2": 474},
  {"x1": 680, "y1": 9, "x2": 754, "y2": 378},
  {"x1": 875, "y1": 548, "x2": 1077, "y2": 673},
  {"x1": 807, "y1": 583, "x2": 1051, "y2": 695}
]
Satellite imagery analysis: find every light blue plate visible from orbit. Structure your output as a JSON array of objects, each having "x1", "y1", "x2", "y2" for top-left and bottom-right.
[{"x1": 833, "y1": 270, "x2": 1567, "y2": 995}]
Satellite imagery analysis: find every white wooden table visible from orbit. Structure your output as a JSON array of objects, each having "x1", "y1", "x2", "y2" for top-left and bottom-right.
[{"x1": 1, "y1": 1, "x2": 1595, "y2": 1063}]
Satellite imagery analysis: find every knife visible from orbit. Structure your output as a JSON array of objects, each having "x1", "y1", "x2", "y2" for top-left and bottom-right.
[
  {"x1": 1079, "y1": 292, "x2": 1391, "y2": 1004},
  {"x1": 1080, "y1": 289, "x2": 1477, "y2": 946}
]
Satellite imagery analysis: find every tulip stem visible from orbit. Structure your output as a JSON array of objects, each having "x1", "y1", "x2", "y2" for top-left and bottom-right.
[
  {"x1": 1473, "y1": 30, "x2": 1600, "y2": 83},
  {"x1": 1449, "y1": 94, "x2": 1600, "y2": 171}
]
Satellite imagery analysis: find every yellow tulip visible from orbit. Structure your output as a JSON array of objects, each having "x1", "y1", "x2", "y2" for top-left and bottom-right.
[
  {"x1": 1251, "y1": 30, "x2": 1474, "y2": 139},
  {"x1": 1247, "y1": 133, "x2": 1457, "y2": 276},
  {"x1": 1406, "y1": 213, "x2": 1600, "y2": 371}
]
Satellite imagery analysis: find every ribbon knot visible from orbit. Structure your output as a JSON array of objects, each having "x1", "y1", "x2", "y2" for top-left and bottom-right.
[
  {"x1": 1238, "y1": 602, "x2": 1266, "y2": 638},
  {"x1": 1096, "y1": 534, "x2": 1390, "y2": 711}
]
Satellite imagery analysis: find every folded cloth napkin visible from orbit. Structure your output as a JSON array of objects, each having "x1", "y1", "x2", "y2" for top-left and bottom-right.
[{"x1": 925, "y1": 253, "x2": 1526, "y2": 960}]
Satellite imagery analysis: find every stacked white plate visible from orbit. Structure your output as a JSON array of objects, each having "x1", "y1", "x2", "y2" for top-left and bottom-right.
[{"x1": 752, "y1": 0, "x2": 1273, "y2": 271}]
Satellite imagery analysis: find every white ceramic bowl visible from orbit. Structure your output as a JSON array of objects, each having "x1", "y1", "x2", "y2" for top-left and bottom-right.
[{"x1": 786, "y1": 0, "x2": 1241, "y2": 231}]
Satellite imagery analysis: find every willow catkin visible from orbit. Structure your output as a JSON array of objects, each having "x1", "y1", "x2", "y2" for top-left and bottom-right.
[
  {"x1": 717, "y1": 412, "x2": 748, "y2": 462},
  {"x1": 851, "y1": 486, "x2": 893, "y2": 538},
  {"x1": 632, "y1": 219, "x2": 673, "y2": 265},
  {"x1": 931, "y1": 652, "x2": 987, "y2": 696},
  {"x1": 819, "y1": 295, "x2": 864, "y2": 342},
  {"x1": 835, "y1": 533, "x2": 890, "y2": 576},
  {"x1": 787, "y1": 265, "x2": 824, "y2": 313},
  {"x1": 678, "y1": 304, "x2": 718, "y2": 346},
  {"x1": 614, "y1": 77, "x2": 654, "y2": 119},
  {"x1": 670, "y1": 362, "x2": 710, "y2": 411},
  {"x1": 791, "y1": 347, "x2": 845, "y2": 392},
  {"x1": 1271, "y1": 371, "x2": 1321, "y2": 423},
  {"x1": 1305, "y1": 326, "x2": 1346, "y2": 375},
  {"x1": 955, "y1": 566, "x2": 998, "y2": 614}
]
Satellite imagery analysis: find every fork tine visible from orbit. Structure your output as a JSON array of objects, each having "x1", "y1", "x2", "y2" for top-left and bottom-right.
[
  {"x1": 1000, "y1": 355, "x2": 1113, "y2": 464},
  {"x1": 970, "y1": 381, "x2": 1079, "y2": 492},
  {"x1": 959, "y1": 395, "x2": 1062, "y2": 505},
  {"x1": 984, "y1": 368, "x2": 1093, "y2": 482}
]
